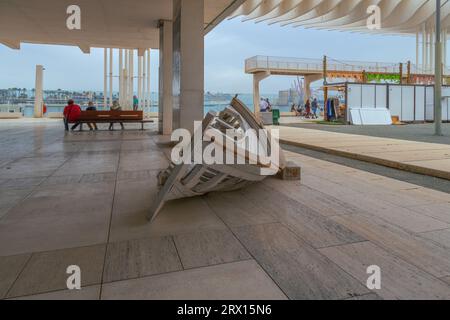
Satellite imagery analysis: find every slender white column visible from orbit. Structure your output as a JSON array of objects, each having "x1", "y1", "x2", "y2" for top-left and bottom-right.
[
  {"x1": 435, "y1": 0, "x2": 442, "y2": 136},
  {"x1": 444, "y1": 29, "x2": 447, "y2": 71},
  {"x1": 147, "y1": 49, "x2": 151, "y2": 110},
  {"x1": 416, "y1": 31, "x2": 419, "y2": 68},
  {"x1": 104, "y1": 48, "x2": 107, "y2": 110},
  {"x1": 430, "y1": 29, "x2": 435, "y2": 70},
  {"x1": 119, "y1": 49, "x2": 123, "y2": 106},
  {"x1": 422, "y1": 25, "x2": 427, "y2": 71},
  {"x1": 109, "y1": 48, "x2": 113, "y2": 108},
  {"x1": 130, "y1": 49, "x2": 134, "y2": 109},
  {"x1": 138, "y1": 54, "x2": 143, "y2": 111},
  {"x1": 34, "y1": 65, "x2": 44, "y2": 118},
  {"x1": 142, "y1": 50, "x2": 147, "y2": 111}
]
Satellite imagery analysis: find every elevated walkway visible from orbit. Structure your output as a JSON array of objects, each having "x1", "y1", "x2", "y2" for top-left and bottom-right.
[{"x1": 246, "y1": 55, "x2": 449, "y2": 120}]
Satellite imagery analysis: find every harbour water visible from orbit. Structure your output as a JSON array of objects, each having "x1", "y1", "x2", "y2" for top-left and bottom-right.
[{"x1": 1, "y1": 92, "x2": 293, "y2": 117}]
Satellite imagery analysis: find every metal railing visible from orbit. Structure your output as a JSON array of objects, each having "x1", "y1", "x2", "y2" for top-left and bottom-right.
[{"x1": 245, "y1": 55, "x2": 449, "y2": 75}]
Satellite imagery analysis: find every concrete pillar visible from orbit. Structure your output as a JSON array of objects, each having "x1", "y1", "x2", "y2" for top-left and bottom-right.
[
  {"x1": 172, "y1": 0, "x2": 204, "y2": 132},
  {"x1": 304, "y1": 74, "x2": 322, "y2": 103},
  {"x1": 253, "y1": 71, "x2": 270, "y2": 120},
  {"x1": 34, "y1": 65, "x2": 44, "y2": 118},
  {"x1": 159, "y1": 20, "x2": 173, "y2": 135}
]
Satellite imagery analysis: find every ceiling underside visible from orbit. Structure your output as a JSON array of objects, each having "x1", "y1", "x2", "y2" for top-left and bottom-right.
[
  {"x1": 231, "y1": 0, "x2": 450, "y2": 35},
  {"x1": 0, "y1": 0, "x2": 244, "y2": 50}
]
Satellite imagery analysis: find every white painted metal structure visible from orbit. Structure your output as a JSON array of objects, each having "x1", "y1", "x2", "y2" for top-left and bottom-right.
[
  {"x1": 345, "y1": 82, "x2": 450, "y2": 123},
  {"x1": 233, "y1": 0, "x2": 450, "y2": 74},
  {"x1": 102, "y1": 48, "x2": 153, "y2": 111}
]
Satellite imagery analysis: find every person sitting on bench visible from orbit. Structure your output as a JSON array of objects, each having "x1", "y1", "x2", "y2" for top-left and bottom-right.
[
  {"x1": 63, "y1": 99, "x2": 82, "y2": 131},
  {"x1": 86, "y1": 101, "x2": 98, "y2": 131},
  {"x1": 109, "y1": 100, "x2": 125, "y2": 131}
]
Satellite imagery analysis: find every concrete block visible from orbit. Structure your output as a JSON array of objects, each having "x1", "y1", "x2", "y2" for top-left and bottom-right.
[{"x1": 278, "y1": 161, "x2": 301, "y2": 181}]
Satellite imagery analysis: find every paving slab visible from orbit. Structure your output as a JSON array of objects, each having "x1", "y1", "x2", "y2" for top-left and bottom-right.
[
  {"x1": 101, "y1": 260, "x2": 287, "y2": 300},
  {"x1": 233, "y1": 223, "x2": 369, "y2": 300},
  {"x1": 109, "y1": 197, "x2": 227, "y2": 242},
  {"x1": 320, "y1": 241, "x2": 450, "y2": 300},
  {"x1": 204, "y1": 191, "x2": 278, "y2": 227},
  {"x1": 11, "y1": 285, "x2": 100, "y2": 300},
  {"x1": 331, "y1": 214, "x2": 450, "y2": 278},
  {"x1": 0, "y1": 254, "x2": 30, "y2": 299},
  {"x1": 7, "y1": 245, "x2": 105, "y2": 298},
  {"x1": 239, "y1": 184, "x2": 366, "y2": 249},
  {"x1": 174, "y1": 229, "x2": 250, "y2": 269},
  {"x1": 103, "y1": 236, "x2": 182, "y2": 283},
  {"x1": 419, "y1": 229, "x2": 450, "y2": 248}
]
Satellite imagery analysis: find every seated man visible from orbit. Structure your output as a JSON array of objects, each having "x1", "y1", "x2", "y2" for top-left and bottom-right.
[
  {"x1": 86, "y1": 101, "x2": 98, "y2": 131},
  {"x1": 63, "y1": 99, "x2": 82, "y2": 131},
  {"x1": 109, "y1": 100, "x2": 125, "y2": 130}
]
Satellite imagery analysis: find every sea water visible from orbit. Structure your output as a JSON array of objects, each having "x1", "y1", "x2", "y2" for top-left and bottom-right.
[{"x1": 18, "y1": 93, "x2": 293, "y2": 117}]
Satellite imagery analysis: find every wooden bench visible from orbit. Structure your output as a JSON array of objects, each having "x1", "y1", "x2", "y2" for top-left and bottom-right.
[{"x1": 74, "y1": 111, "x2": 154, "y2": 130}]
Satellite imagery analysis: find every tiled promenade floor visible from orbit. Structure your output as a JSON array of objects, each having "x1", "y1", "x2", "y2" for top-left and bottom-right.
[
  {"x1": 0, "y1": 120, "x2": 450, "y2": 300},
  {"x1": 277, "y1": 126, "x2": 450, "y2": 180}
]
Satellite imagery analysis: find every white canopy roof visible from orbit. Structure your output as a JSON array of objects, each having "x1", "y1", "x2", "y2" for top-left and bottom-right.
[
  {"x1": 0, "y1": 0, "x2": 244, "y2": 50},
  {"x1": 231, "y1": 0, "x2": 449, "y2": 35}
]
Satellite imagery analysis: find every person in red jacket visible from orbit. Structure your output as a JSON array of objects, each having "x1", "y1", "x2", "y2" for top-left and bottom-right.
[{"x1": 63, "y1": 99, "x2": 82, "y2": 131}]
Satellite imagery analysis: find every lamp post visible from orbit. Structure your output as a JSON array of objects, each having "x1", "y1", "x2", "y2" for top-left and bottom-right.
[{"x1": 435, "y1": 0, "x2": 443, "y2": 136}]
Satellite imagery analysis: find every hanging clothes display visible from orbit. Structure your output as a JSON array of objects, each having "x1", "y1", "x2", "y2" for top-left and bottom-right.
[{"x1": 326, "y1": 97, "x2": 339, "y2": 120}]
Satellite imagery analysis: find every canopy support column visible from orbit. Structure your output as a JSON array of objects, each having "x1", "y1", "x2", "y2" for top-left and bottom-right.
[
  {"x1": 34, "y1": 65, "x2": 44, "y2": 118},
  {"x1": 172, "y1": 0, "x2": 204, "y2": 132},
  {"x1": 158, "y1": 20, "x2": 173, "y2": 135}
]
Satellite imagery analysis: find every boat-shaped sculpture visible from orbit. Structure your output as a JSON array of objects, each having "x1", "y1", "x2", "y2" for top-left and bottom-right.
[{"x1": 148, "y1": 97, "x2": 286, "y2": 222}]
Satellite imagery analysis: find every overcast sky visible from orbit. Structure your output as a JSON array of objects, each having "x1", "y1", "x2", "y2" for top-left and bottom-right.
[{"x1": 0, "y1": 18, "x2": 419, "y2": 94}]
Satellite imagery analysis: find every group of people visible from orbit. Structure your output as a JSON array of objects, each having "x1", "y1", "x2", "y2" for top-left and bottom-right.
[
  {"x1": 260, "y1": 98, "x2": 273, "y2": 112},
  {"x1": 63, "y1": 98, "x2": 130, "y2": 132},
  {"x1": 291, "y1": 98, "x2": 319, "y2": 119}
]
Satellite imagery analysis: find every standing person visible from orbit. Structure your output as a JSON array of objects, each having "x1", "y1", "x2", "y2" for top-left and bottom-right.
[
  {"x1": 266, "y1": 98, "x2": 272, "y2": 112},
  {"x1": 311, "y1": 98, "x2": 318, "y2": 119},
  {"x1": 109, "y1": 100, "x2": 125, "y2": 131},
  {"x1": 133, "y1": 95, "x2": 139, "y2": 111},
  {"x1": 305, "y1": 99, "x2": 311, "y2": 119},
  {"x1": 260, "y1": 98, "x2": 268, "y2": 112},
  {"x1": 86, "y1": 101, "x2": 98, "y2": 131},
  {"x1": 63, "y1": 99, "x2": 82, "y2": 131},
  {"x1": 291, "y1": 104, "x2": 300, "y2": 117}
]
